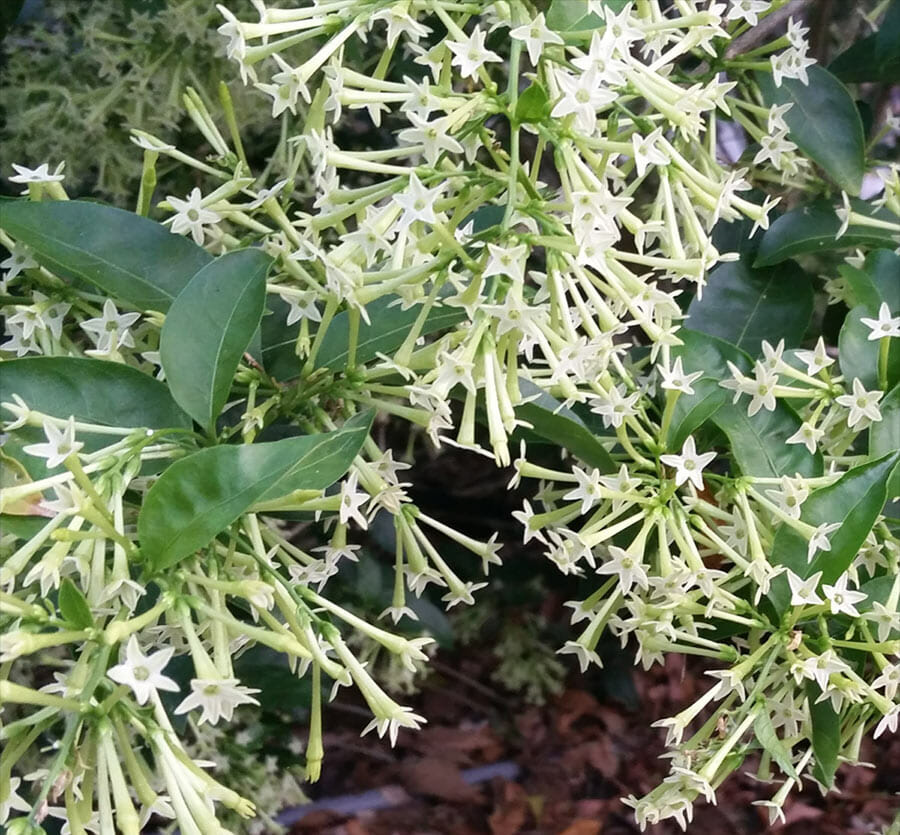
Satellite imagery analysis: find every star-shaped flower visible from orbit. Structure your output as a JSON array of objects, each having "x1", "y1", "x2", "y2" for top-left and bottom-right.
[
  {"x1": 107, "y1": 635, "x2": 179, "y2": 705},
  {"x1": 22, "y1": 416, "x2": 84, "y2": 469},
  {"x1": 660, "y1": 436, "x2": 717, "y2": 490},
  {"x1": 509, "y1": 12, "x2": 563, "y2": 65},
  {"x1": 835, "y1": 378, "x2": 883, "y2": 429},
  {"x1": 446, "y1": 27, "x2": 502, "y2": 80},
  {"x1": 860, "y1": 302, "x2": 900, "y2": 341}
]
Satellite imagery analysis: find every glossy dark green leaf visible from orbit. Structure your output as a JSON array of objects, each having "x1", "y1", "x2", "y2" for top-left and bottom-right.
[
  {"x1": 58, "y1": 578, "x2": 94, "y2": 629},
  {"x1": 315, "y1": 297, "x2": 466, "y2": 372},
  {"x1": 758, "y1": 66, "x2": 865, "y2": 194},
  {"x1": 753, "y1": 710, "x2": 799, "y2": 781},
  {"x1": 754, "y1": 202, "x2": 899, "y2": 267},
  {"x1": 517, "y1": 379, "x2": 615, "y2": 472},
  {"x1": 839, "y1": 250, "x2": 900, "y2": 314},
  {"x1": 0, "y1": 200, "x2": 212, "y2": 311},
  {"x1": 711, "y1": 399, "x2": 822, "y2": 479},
  {"x1": 829, "y1": 0, "x2": 900, "y2": 83},
  {"x1": 0, "y1": 356, "x2": 191, "y2": 429},
  {"x1": 546, "y1": 0, "x2": 602, "y2": 31},
  {"x1": 138, "y1": 411, "x2": 373, "y2": 572},
  {"x1": 686, "y1": 259, "x2": 813, "y2": 353},
  {"x1": 466, "y1": 205, "x2": 506, "y2": 235},
  {"x1": 768, "y1": 452, "x2": 900, "y2": 614},
  {"x1": 839, "y1": 305, "x2": 900, "y2": 392},
  {"x1": 871, "y1": 384, "x2": 900, "y2": 501},
  {"x1": 668, "y1": 329, "x2": 746, "y2": 451},
  {"x1": 515, "y1": 81, "x2": 550, "y2": 124},
  {"x1": 161, "y1": 249, "x2": 271, "y2": 429},
  {"x1": 807, "y1": 681, "x2": 841, "y2": 787}
]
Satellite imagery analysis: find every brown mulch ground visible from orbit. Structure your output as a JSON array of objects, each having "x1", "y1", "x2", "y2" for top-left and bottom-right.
[{"x1": 289, "y1": 650, "x2": 900, "y2": 835}]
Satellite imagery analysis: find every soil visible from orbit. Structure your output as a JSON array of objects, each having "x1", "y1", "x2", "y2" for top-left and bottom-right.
[{"x1": 290, "y1": 649, "x2": 900, "y2": 835}]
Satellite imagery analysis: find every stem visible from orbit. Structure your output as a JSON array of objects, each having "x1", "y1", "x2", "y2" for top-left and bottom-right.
[{"x1": 27, "y1": 645, "x2": 112, "y2": 823}]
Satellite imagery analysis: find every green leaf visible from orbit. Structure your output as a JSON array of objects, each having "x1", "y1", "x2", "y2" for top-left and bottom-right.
[
  {"x1": 0, "y1": 515, "x2": 48, "y2": 541},
  {"x1": 830, "y1": 0, "x2": 900, "y2": 83},
  {"x1": 138, "y1": 412, "x2": 373, "y2": 572},
  {"x1": 753, "y1": 710, "x2": 799, "y2": 781},
  {"x1": 315, "y1": 297, "x2": 466, "y2": 372},
  {"x1": 806, "y1": 681, "x2": 841, "y2": 787},
  {"x1": 0, "y1": 357, "x2": 191, "y2": 429},
  {"x1": 711, "y1": 399, "x2": 822, "y2": 479},
  {"x1": 465, "y1": 204, "x2": 506, "y2": 234},
  {"x1": 871, "y1": 384, "x2": 900, "y2": 501},
  {"x1": 546, "y1": 0, "x2": 602, "y2": 31},
  {"x1": 768, "y1": 452, "x2": 900, "y2": 614},
  {"x1": 514, "y1": 81, "x2": 550, "y2": 124},
  {"x1": 686, "y1": 259, "x2": 813, "y2": 354},
  {"x1": 757, "y1": 66, "x2": 865, "y2": 194},
  {"x1": 754, "y1": 202, "x2": 899, "y2": 267},
  {"x1": 0, "y1": 200, "x2": 212, "y2": 311},
  {"x1": 160, "y1": 249, "x2": 271, "y2": 429},
  {"x1": 516, "y1": 379, "x2": 615, "y2": 472},
  {"x1": 58, "y1": 578, "x2": 94, "y2": 629},
  {"x1": 839, "y1": 250, "x2": 900, "y2": 314},
  {"x1": 839, "y1": 305, "x2": 900, "y2": 392}
]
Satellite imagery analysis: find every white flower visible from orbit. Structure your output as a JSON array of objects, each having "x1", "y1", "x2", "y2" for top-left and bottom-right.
[
  {"x1": 596, "y1": 545, "x2": 649, "y2": 594},
  {"x1": 871, "y1": 663, "x2": 900, "y2": 700},
  {"x1": 807, "y1": 521, "x2": 840, "y2": 563},
  {"x1": 835, "y1": 378, "x2": 883, "y2": 429},
  {"x1": 339, "y1": 469, "x2": 369, "y2": 529},
  {"x1": 445, "y1": 27, "x2": 502, "y2": 80},
  {"x1": 279, "y1": 291, "x2": 321, "y2": 325},
  {"x1": 799, "y1": 648, "x2": 850, "y2": 692},
  {"x1": 874, "y1": 705, "x2": 899, "y2": 738},
  {"x1": 1, "y1": 243, "x2": 38, "y2": 284},
  {"x1": 396, "y1": 112, "x2": 463, "y2": 165},
  {"x1": 80, "y1": 299, "x2": 141, "y2": 351},
  {"x1": 107, "y1": 636, "x2": 179, "y2": 705},
  {"x1": 860, "y1": 302, "x2": 900, "y2": 341},
  {"x1": 794, "y1": 337, "x2": 834, "y2": 376},
  {"x1": 174, "y1": 677, "x2": 260, "y2": 724},
  {"x1": 726, "y1": 0, "x2": 771, "y2": 26},
  {"x1": 786, "y1": 569, "x2": 823, "y2": 606},
  {"x1": 765, "y1": 475, "x2": 808, "y2": 520},
  {"x1": 660, "y1": 436, "x2": 717, "y2": 490},
  {"x1": 631, "y1": 128, "x2": 669, "y2": 177},
  {"x1": 246, "y1": 178, "x2": 289, "y2": 209},
  {"x1": 361, "y1": 706, "x2": 427, "y2": 747},
  {"x1": 0, "y1": 776, "x2": 31, "y2": 824},
  {"x1": 552, "y1": 66, "x2": 616, "y2": 133},
  {"x1": 563, "y1": 466, "x2": 604, "y2": 514},
  {"x1": 9, "y1": 161, "x2": 65, "y2": 184},
  {"x1": 509, "y1": 12, "x2": 564, "y2": 64},
  {"x1": 166, "y1": 187, "x2": 221, "y2": 245},
  {"x1": 865, "y1": 601, "x2": 900, "y2": 642},
  {"x1": 22, "y1": 416, "x2": 83, "y2": 468},
  {"x1": 369, "y1": 5, "x2": 432, "y2": 47},
  {"x1": 786, "y1": 421, "x2": 824, "y2": 454},
  {"x1": 657, "y1": 357, "x2": 703, "y2": 395},
  {"x1": 482, "y1": 242, "x2": 528, "y2": 284},
  {"x1": 557, "y1": 640, "x2": 602, "y2": 673},
  {"x1": 821, "y1": 574, "x2": 867, "y2": 617},
  {"x1": 391, "y1": 172, "x2": 445, "y2": 230}
]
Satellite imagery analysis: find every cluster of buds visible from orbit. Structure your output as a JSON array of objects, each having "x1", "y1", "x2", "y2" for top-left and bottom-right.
[{"x1": 2, "y1": 0, "x2": 900, "y2": 832}]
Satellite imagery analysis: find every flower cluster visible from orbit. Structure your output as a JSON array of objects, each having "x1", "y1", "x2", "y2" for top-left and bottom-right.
[{"x1": 2, "y1": 1, "x2": 900, "y2": 832}]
